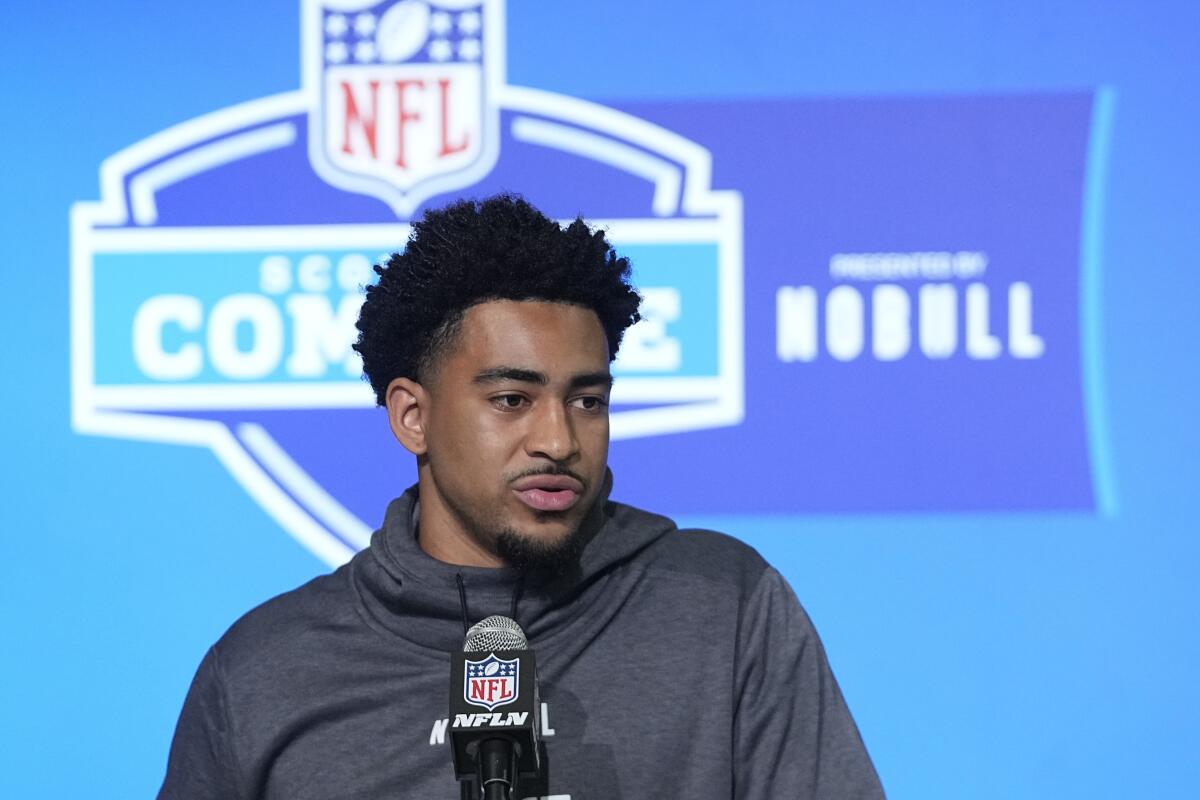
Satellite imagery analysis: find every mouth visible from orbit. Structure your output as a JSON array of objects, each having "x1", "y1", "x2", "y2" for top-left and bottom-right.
[{"x1": 510, "y1": 473, "x2": 584, "y2": 513}]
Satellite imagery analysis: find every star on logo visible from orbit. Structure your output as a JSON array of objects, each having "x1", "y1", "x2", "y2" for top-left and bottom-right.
[
  {"x1": 458, "y1": 10, "x2": 482, "y2": 36},
  {"x1": 354, "y1": 40, "x2": 377, "y2": 63},
  {"x1": 325, "y1": 40, "x2": 349, "y2": 64},
  {"x1": 324, "y1": 13, "x2": 348, "y2": 38},
  {"x1": 428, "y1": 38, "x2": 453, "y2": 62},
  {"x1": 459, "y1": 38, "x2": 481, "y2": 61},
  {"x1": 430, "y1": 10, "x2": 453, "y2": 36},
  {"x1": 353, "y1": 12, "x2": 377, "y2": 37}
]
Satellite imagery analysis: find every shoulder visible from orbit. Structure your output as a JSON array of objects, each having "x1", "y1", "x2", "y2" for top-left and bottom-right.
[
  {"x1": 209, "y1": 561, "x2": 357, "y2": 675},
  {"x1": 608, "y1": 500, "x2": 772, "y2": 592}
]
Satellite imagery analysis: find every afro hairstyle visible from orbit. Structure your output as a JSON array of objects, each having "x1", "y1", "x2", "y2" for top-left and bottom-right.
[{"x1": 353, "y1": 194, "x2": 643, "y2": 405}]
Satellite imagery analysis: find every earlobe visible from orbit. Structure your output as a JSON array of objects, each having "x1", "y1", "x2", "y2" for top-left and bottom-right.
[{"x1": 385, "y1": 377, "x2": 428, "y2": 455}]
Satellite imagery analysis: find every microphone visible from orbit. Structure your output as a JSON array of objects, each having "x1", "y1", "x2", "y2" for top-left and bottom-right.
[{"x1": 449, "y1": 615, "x2": 543, "y2": 800}]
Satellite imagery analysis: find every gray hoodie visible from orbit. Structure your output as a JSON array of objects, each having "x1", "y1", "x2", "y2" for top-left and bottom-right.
[{"x1": 159, "y1": 484, "x2": 884, "y2": 799}]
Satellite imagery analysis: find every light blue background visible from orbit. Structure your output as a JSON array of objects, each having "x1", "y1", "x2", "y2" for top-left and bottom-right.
[{"x1": 3, "y1": 2, "x2": 1197, "y2": 797}]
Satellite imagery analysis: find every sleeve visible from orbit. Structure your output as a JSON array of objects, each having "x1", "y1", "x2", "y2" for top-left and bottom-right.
[
  {"x1": 732, "y1": 566, "x2": 885, "y2": 800},
  {"x1": 157, "y1": 646, "x2": 245, "y2": 800}
]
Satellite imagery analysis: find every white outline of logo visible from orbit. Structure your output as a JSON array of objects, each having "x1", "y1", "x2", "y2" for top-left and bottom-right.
[{"x1": 69, "y1": 0, "x2": 744, "y2": 568}]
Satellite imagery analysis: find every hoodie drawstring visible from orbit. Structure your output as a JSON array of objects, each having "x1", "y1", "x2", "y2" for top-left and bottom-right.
[
  {"x1": 510, "y1": 575, "x2": 525, "y2": 626},
  {"x1": 455, "y1": 573, "x2": 527, "y2": 637},
  {"x1": 455, "y1": 573, "x2": 470, "y2": 636}
]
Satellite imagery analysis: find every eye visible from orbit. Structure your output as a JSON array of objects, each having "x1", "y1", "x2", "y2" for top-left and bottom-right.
[
  {"x1": 491, "y1": 393, "x2": 529, "y2": 411},
  {"x1": 570, "y1": 395, "x2": 608, "y2": 413}
]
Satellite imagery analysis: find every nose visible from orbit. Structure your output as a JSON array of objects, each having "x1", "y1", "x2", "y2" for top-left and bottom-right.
[{"x1": 524, "y1": 402, "x2": 578, "y2": 463}]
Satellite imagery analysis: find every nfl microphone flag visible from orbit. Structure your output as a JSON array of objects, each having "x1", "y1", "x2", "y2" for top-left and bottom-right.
[{"x1": 449, "y1": 617, "x2": 543, "y2": 795}]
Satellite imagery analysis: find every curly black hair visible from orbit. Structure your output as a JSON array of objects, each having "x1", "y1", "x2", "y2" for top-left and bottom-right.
[{"x1": 353, "y1": 194, "x2": 643, "y2": 405}]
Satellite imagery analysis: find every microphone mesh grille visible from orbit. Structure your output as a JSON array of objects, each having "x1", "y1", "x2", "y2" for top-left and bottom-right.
[{"x1": 464, "y1": 615, "x2": 528, "y2": 652}]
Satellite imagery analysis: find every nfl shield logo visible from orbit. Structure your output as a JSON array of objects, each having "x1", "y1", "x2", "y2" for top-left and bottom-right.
[
  {"x1": 303, "y1": 0, "x2": 502, "y2": 216},
  {"x1": 464, "y1": 654, "x2": 520, "y2": 711}
]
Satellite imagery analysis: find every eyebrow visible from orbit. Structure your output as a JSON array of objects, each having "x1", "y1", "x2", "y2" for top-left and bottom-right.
[{"x1": 473, "y1": 367, "x2": 614, "y2": 390}]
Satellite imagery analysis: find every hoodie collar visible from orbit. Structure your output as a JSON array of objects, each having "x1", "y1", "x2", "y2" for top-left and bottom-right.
[{"x1": 350, "y1": 473, "x2": 676, "y2": 653}]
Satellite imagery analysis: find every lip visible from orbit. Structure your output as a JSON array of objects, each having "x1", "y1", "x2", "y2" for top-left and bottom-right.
[
  {"x1": 511, "y1": 474, "x2": 584, "y2": 513},
  {"x1": 511, "y1": 474, "x2": 584, "y2": 492}
]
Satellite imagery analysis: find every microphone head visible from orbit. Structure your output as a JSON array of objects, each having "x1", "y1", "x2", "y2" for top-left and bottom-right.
[{"x1": 464, "y1": 615, "x2": 528, "y2": 652}]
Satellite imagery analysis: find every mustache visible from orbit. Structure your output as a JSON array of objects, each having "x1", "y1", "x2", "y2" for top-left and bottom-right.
[{"x1": 507, "y1": 466, "x2": 588, "y2": 490}]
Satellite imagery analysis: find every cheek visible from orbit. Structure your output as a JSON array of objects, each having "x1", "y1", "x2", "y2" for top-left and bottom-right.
[
  {"x1": 437, "y1": 407, "x2": 520, "y2": 469},
  {"x1": 581, "y1": 418, "x2": 610, "y2": 464}
]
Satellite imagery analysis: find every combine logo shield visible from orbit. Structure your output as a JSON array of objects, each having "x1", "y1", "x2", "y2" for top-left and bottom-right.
[
  {"x1": 305, "y1": 0, "x2": 501, "y2": 214},
  {"x1": 465, "y1": 654, "x2": 519, "y2": 711},
  {"x1": 69, "y1": 0, "x2": 744, "y2": 566}
]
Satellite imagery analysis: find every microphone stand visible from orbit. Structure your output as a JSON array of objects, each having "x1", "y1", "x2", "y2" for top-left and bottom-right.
[
  {"x1": 458, "y1": 737, "x2": 520, "y2": 800},
  {"x1": 478, "y1": 737, "x2": 518, "y2": 800}
]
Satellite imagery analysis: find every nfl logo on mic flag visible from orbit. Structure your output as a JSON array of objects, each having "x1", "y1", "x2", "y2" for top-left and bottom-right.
[{"x1": 464, "y1": 653, "x2": 520, "y2": 711}]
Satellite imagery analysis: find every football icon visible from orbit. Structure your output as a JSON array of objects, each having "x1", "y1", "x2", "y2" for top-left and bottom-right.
[
  {"x1": 483, "y1": 661, "x2": 500, "y2": 677},
  {"x1": 377, "y1": 0, "x2": 431, "y2": 63}
]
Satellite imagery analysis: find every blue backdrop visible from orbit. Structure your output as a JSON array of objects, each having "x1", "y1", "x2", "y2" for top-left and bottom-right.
[{"x1": 4, "y1": 2, "x2": 1198, "y2": 797}]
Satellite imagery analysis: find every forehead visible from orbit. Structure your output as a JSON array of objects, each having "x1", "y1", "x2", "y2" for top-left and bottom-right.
[{"x1": 445, "y1": 299, "x2": 610, "y2": 375}]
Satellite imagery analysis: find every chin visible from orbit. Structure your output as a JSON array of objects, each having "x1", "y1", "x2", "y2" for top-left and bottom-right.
[
  {"x1": 511, "y1": 518, "x2": 574, "y2": 546},
  {"x1": 495, "y1": 521, "x2": 585, "y2": 574}
]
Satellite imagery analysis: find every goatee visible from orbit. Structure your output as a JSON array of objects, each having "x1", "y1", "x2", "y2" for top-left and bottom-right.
[{"x1": 495, "y1": 523, "x2": 587, "y2": 575}]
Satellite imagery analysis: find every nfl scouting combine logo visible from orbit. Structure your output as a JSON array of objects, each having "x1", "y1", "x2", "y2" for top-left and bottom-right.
[
  {"x1": 464, "y1": 654, "x2": 519, "y2": 711},
  {"x1": 70, "y1": 0, "x2": 744, "y2": 565}
]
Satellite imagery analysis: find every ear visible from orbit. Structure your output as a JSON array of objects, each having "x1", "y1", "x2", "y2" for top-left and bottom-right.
[{"x1": 385, "y1": 377, "x2": 429, "y2": 455}]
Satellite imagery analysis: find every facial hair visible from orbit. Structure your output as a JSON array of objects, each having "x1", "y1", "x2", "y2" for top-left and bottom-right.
[
  {"x1": 447, "y1": 465, "x2": 593, "y2": 574},
  {"x1": 495, "y1": 519, "x2": 588, "y2": 575},
  {"x1": 437, "y1": 479, "x2": 591, "y2": 575}
]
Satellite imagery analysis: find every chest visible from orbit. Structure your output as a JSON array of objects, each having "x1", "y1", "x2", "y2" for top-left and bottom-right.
[{"x1": 238, "y1": 637, "x2": 735, "y2": 799}]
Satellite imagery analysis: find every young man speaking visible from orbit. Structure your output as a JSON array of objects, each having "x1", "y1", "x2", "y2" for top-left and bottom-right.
[{"x1": 159, "y1": 195, "x2": 884, "y2": 799}]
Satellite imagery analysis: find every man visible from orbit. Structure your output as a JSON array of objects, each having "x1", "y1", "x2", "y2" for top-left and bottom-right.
[{"x1": 159, "y1": 195, "x2": 884, "y2": 799}]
